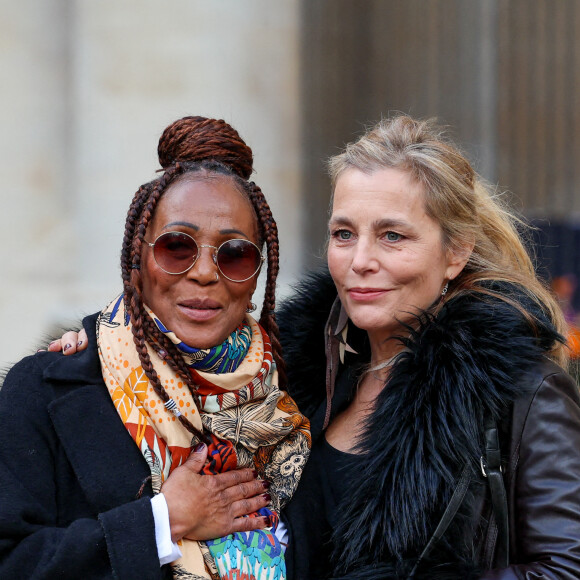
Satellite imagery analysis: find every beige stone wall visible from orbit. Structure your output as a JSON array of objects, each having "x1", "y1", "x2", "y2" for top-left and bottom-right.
[{"x1": 0, "y1": 0, "x2": 301, "y2": 369}]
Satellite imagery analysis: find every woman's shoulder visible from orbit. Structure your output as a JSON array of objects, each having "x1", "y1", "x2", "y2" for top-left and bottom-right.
[
  {"x1": 2, "y1": 351, "x2": 58, "y2": 394},
  {"x1": 277, "y1": 267, "x2": 337, "y2": 333},
  {"x1": 0, "y1": 352, "x2": 67, "y2": 438},
  {"x1": 1, "y1": 313, "x2": 101, "y2": 399},
  {"x1": 534, "y1": 358, "x2": 579, "y2": 393},
  {"x1": 511, "y1": 358, "x2": 580, "y2": 428},
  {"x1": 277, "y1": 268, "x2": 337, "y2": 413}
]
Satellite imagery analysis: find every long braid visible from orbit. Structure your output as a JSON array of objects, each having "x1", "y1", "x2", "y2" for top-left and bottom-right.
[
  {"x1": 141, "y1": 314, "x2": 199, "y2": 387},
  {"x1": 118, "y1": 115, "x2": 286, "y2": 443},
  {"x1": 247, "y1": 182, "x2": 287, "y2": 389},
  {"x1": 121, "y1": 164, "x2": 209, "y2": 443},
  {"x1": 128, "y1": 290, "x2": 209, "y2": 443},
  {"x1": 120, "y1": 183, "x2": 154, "y2": 281}
]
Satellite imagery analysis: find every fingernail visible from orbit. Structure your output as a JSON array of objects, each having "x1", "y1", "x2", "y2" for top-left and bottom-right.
[
  {"x1": 252, "y1": 470, "x2": 259, "y2": 478},
  {"x1": 261, "y1": 480, "x2": 271, "y2": 490},
  {"x1": 63, "y1": 343, "x2": 72, "y2": 352},
  {"x1": 262, "y1": 493, "x2": 271, "y2": 502},
  {"x1": 193, "y1": 443, "x2": 206, "y2": 453},
  {"x1": 77, "y1": 340, "x2": 83, "y2": 348},
  {"x1": 262, "y1": 515, "x2": 272, "y2": 527},
  {"x1": 48, "y1": 340, "x2": 58, "y2": 348}
]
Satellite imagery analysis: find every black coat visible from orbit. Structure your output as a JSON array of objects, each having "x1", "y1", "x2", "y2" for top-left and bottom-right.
[
  {"x1": 0, "y1": 314, "x2": 171, "y2": 579},
  {"x1": 278, "y1": 270, "x2": 580, "y2": 579}
]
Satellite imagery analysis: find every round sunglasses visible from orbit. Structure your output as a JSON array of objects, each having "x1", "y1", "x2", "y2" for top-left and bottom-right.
[{"x1": 145, "y1": 231, "x2": 264, "y2": 282}]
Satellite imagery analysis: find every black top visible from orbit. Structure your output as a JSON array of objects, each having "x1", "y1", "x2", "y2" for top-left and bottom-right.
[
  {"x1": 284, "y1": 436, "x2": 360, "y2": 579},
  {"x1": 284, "y1": 366, "x2": 362, "y2": 580}
]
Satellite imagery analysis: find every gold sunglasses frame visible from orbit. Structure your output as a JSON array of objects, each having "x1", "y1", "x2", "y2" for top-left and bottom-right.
[{"x1": 145, "y1": 231, "x2": 265, "y2": 282}]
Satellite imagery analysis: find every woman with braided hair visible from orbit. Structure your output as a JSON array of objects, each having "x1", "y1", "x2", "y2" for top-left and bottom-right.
[{"x1": 0, "y1": 116, "x2": 310, "y2": 580}]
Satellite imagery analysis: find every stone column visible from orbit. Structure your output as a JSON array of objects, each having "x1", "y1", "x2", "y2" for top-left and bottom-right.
[{"x1": 1, "y1": 0, "x2": 301, "y2": 369}]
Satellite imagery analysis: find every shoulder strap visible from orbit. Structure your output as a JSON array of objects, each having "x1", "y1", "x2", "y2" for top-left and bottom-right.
[
  {"x1": 408, "y1": 463, "x2": 472, "y2": 578},
  {"x1": 481, "y1": 415, "x2": 510, "y2": 568},
  {"x1": 410, "y1": 415, "x2": 510, "y2": 578}
]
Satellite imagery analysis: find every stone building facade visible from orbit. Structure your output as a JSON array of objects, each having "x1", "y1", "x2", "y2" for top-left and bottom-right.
[{"x1": 2, "y1": 0, "x2": 578, "y2": 368}]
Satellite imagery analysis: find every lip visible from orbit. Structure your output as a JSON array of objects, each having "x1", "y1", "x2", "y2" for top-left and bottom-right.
[
  {"x1": 177, "y1": 298, "x2": 223, "y2": 321},
  {"x1": 347, "y1": 287, "x2": 390, "y2": 301}
]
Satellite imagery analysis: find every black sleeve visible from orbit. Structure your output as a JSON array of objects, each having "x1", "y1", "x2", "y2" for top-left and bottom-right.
[{"x1": 0, "y1": 355, "x2": 166, "y2": 580}]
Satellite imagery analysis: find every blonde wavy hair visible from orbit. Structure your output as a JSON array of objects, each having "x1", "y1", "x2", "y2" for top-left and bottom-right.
[{"x1": 328, "y1": 115, "x2": 567, "y2": 366}]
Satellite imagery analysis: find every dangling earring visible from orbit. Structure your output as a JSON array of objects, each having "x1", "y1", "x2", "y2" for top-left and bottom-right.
[
  {"x1": 246, "y1": 301, "x2": 257, "y2": 313},
  {"x1": 441, "y1": 281, "x2": 449, "y2": 296}
]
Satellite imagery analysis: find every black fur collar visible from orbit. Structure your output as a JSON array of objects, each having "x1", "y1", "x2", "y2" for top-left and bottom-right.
[
  {"x1": 278, "y1": 269, "x2": 562, "y2": 578},
  {"x1": 278, "y1": 268, "x2": 340, "y2": 419}
]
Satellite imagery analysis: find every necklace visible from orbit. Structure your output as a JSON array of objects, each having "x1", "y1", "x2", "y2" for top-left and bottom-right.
[
  {"x1": 368, "y1": 355, "x2": 399, "y2": 372},
  {"x1": 366, "y1": 354, "x2": 400, "y2": 382}
]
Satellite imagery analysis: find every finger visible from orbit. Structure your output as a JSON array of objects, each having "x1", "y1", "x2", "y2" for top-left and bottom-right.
[
  {"x1": 231, "y1": 493, "x2": 271, "y2": 519},
  {"x1": 223, "y1": 478, "x2": 270, "y2": 504},
  {"x1": 76, "y1": 328, "x2": 88, "y2": 351},
  {"x1": 47, "y1": 339, "x2": 62, "y2": 352},
  {"x1": 230, "y1": 515, "x2": 271, "y2": 534},
  {"x1": 211, "y1": 467, "x2": 259, "y2": 492},
  {"x1": 61, "y1": 331, "x2": 81, "y2": 355},
  {"x1": 183, "y1": 443, "x2": 208, "y2": 473}
]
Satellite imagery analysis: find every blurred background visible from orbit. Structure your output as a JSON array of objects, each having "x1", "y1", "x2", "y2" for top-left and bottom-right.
[{"x1": 2, "y1": 0, "x2": 580, "y2": 371}]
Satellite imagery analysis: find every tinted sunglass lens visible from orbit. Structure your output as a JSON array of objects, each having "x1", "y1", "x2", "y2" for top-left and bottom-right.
[
  {"x1": 154, "y1": 233, "x2": 197, "y2": 274},
  {"x1": 218, "y1": 240, "x2": 262, "y2": 281}
]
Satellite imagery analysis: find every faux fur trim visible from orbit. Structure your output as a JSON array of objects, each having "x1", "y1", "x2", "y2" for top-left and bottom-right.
[
  {"x1": 335, "y1": 287, "x2": 560, "y2": 571},
  {"x1": 277, "y1": 268, "x2": 338, "y2": 418},
  {"x1": 278, "y1": 270, "x2": 562, "y2": 577},
  {"x1": 329, "y1": 560, "x2": 483, "y2": 580}
]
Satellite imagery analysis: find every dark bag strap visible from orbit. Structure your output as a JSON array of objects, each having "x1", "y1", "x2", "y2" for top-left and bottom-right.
[
  {"x1": 410, "y1": 415, "x2": 510, "y2": 578},
  {"x1": 481, "y1": 415, "x2": 510, "y2": 568},
  {"x1": 408, "y1": 463, "x2": 472, "y2": 578}
]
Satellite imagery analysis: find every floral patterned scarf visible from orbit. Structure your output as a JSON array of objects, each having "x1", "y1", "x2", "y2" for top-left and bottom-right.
[
  {"x1": 153, "y1": 315, "x2": 253, "y2": 374},
  {"x1": 97, "y1": 295, "x2": 311, "y2": 579}
]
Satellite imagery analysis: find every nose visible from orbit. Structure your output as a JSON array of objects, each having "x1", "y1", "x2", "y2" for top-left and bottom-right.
[
  {"x1": 186, "y1": 244, "x2": 219, "y2": 284},
  {"x1": 350, "y1": 236, "x2": 380, "y2": 274}
]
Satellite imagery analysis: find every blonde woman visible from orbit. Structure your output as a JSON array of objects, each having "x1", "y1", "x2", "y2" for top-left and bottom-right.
[{"x1": 280, "y1": 116, "x2": 580, "y2": 578}]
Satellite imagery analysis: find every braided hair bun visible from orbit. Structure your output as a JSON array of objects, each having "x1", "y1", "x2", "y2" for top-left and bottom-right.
[
  {"x1": 123, "y1": 115, "x2": 287, "y2": 400},
  {"x1": 157, "y1": 116, "x2": 253, "y2": 180}
]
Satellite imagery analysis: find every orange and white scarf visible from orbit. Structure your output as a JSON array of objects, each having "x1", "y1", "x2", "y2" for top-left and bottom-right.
[{"x1": 97, "y1": 295, "x2": 311, "y2": 579}]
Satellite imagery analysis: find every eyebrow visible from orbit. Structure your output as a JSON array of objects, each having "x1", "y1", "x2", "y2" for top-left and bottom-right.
[
  {"x1": 163, "y1": 222, "x2": 248, "y2": 237},
  {"x1": 219, "y1": 228, "x2": 249, "y2": 237},
  {"x1": 164, "y1": 221, "x2": 199, "y2": 231},
  {"x1": 329, "y1": 215, "x2": 411, "y2": 230}
]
